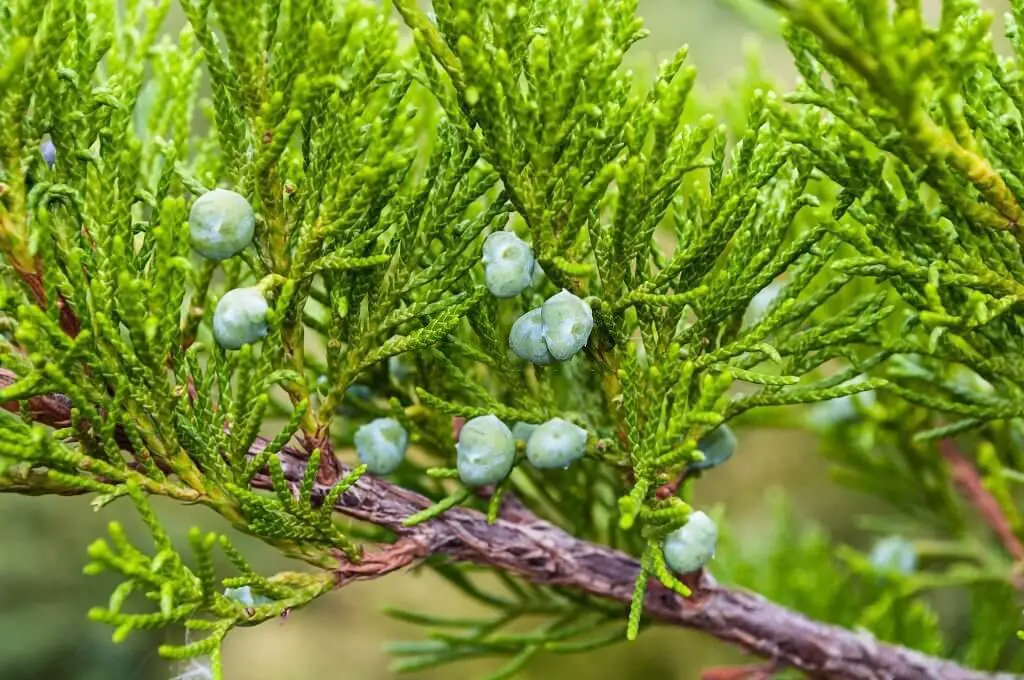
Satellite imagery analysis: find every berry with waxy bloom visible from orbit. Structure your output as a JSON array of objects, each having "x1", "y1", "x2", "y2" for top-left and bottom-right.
[
  {"x1": 354, "y1": 418, "x2": 409, "y2": 475},
  {"x1": 509, "y1": 307, "x2": 554, "y2": 364},
  {"x1": 40, "y1": 136, "x2": 56, "y2": 168},
  {"x1": 525, "y1": 417, "x2": 588, "y2": 469},
  {"x1": 869, "y1": 536, "x2": 917, "y2": 574},
  {"x1": 663, "y1": 511, "x2": 718, "y2": 575},
  {"x1": 189, "y1": 188, "x2": 256, "y2": 261},
  {"x1": 212, "y1": 287, "x2": 269, "y2": 350},
  {"x1": 389, "y1": 354, "x2": 413, "y2": 382},
  {"x1": 688, "y1": 424, "x2": 737, "y2": 474},
  {"x1": 541, "y1": 289, "x2": 593, "y2": 360},
  {"x1": 482, "y1": 231, "x2": 535, "y2": 298},
  {"x1": 511, "y1": 422, "x2": 538, "y2": 443},
  {"x1": 530, "y1": 262, "x2": 545, "y2": 287},
  {"x1": 224, "y1": 586, "x2": 273, "y2": 607},
  {"x1": 456, "y1": 414, "x2": 516, "y2": 487}
]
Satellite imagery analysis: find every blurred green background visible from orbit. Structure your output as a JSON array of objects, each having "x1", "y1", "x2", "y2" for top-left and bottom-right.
[{"x1": 0, "y1": 1, "x2": 1010, "y2": 679}]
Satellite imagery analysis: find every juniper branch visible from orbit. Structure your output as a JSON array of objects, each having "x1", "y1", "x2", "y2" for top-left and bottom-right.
[{"x1": 0, "y1": 370, "x2": 1016, "y2": 680}]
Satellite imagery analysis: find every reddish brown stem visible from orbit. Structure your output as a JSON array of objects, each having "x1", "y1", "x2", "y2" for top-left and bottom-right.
[
  {"x1": 13, "y1": 259, "x2": 81, "y2": 337},
  {"x1": 333, "y1": 538, "x2": 426, "y2": 587},
  {"x1": 656, "y1": 468, "x2": 690, "y2": 500},
  {"x1": 700, "y1": 662, "x2": 780, "y2": 680},
  {"x1": 939, "y1": 439, "x2": 1024, "y2": 562}
]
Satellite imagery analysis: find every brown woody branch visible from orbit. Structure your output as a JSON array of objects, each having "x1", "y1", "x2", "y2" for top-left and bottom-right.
[{"x1": 1, "y1": 375, "x2": 1020, "y2": 680}]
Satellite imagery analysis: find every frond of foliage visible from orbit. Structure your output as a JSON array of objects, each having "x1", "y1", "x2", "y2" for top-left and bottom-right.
[{"x1": 0, "y1": 0, "x2": 1022, "y2": 678}]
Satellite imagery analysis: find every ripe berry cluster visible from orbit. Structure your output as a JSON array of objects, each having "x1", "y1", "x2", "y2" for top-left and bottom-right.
[
  {"x1": 456, "y1": 414, "x2": 590, "y2": 486},
  {"x1": 509, "y1": 290, "x2": 594, "y2": 364}
]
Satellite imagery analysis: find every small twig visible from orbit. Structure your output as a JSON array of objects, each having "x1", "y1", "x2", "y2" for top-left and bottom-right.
[
  {"x1": 473, "y1": 485, "x2": 542, "y2": 525},
  {"x1": 656, "y1": 468, "x2": 690, "y2": 500},
  {"x1": 451, "y1": 415, "x2": 466, "y2": 440},
  {"x1": 700, "y1": 661, "x2": 782, "y2": 680},
  {"x1": 333, "y1": 537, "x2": 427, "y2": 587},
  {"x1": 939, "y1": 439, "x2": 1024, "y2": 564}
]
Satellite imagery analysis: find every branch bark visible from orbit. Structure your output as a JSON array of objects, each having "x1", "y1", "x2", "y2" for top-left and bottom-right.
[{"x1": 1, "y1": 372, "x2": 1019, "y2": 680}]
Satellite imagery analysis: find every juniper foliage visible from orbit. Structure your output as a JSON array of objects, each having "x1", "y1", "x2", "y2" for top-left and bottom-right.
[{"x1": 0, "y1": 0, "x2": 1022, "y2": 677}]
